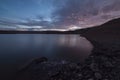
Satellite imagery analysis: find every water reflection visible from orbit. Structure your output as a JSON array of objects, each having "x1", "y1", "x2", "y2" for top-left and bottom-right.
[
  {"x1": 0, "y1": 34, "x2": 93, "y2": 80},
  {"x1": 0, "y1": 34, "x2": 93, "y2": 61},
  {"x1": 0, "y1": 34, "x2": 93, "y2": 63}
]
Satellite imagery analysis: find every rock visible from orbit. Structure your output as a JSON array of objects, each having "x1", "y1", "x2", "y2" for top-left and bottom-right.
[
  {"x1": 103, "y1": 79, "x2": 109, "y2": 80},
  {"x1": 94, "y1": 72, "x2": 102, "y2": 79},
  {"x1": 69, "y1": 63, "x2": 78, "y2": 70},
  {"x1": 33, "y1": 57, "x2": 48, "y2": 64},
  {"x1": 77, "y1": 74, "x2": 82, "y2": 77},
  {"x1": 61, "y1": 60, "x2": 67, "y2": 64},
  {"x1": 104, "y1": 61, "x2": 114, "y2": 67},
  {"x1": 90, "y1": 63, "x2": 99, "y2": 71},
  {"x1": 88, "y1": 78, "x2": 94, "y2": 80}
]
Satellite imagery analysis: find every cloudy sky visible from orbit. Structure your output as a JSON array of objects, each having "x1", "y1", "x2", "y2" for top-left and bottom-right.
[{"x1": 0, "y1": 0, "x2": 120, "y2": 30}]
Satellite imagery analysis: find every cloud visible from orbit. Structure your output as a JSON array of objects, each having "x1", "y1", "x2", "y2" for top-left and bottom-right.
[
  {"x1": 0, "y1": 19, "x2": 17, "y2": 27},
  {"x1": 102, "y1": 0, "x2": 120, "y2": 12},
  {"x1": 52, "y1": 0, "x2": 120, "y2": 28},
  {"x1": 0, "y1": 0, "x2": 120, "y2": 29},
  {"x1": 0, "y1": 17, "x2": 54, "y2": 30},
  {"x1": 18, "y1": 20, "x2": 50, "y2": 27}
]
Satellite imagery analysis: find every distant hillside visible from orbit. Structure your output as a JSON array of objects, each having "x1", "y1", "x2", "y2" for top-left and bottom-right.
[{"x1": 75, "y1": 18, "x2": 120, "y2": 41}]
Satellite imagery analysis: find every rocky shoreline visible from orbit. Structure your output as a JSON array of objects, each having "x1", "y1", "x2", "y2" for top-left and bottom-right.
[
  {"x1": 15, "y1": 18, "x2": 120, "y2": 80},
  {"x1": 15, "y1": 39, "x2": 120, "y2": 80}
]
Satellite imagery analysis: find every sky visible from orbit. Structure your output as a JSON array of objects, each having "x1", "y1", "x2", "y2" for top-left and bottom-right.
[{"x1": 0, "y1": 0, "x2": 120, "y2": 30}]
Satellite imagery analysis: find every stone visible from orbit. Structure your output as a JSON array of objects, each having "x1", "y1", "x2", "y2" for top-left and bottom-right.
[
  {"x1": 90, "y1": 63, "x2": 99, "y2": 71},
  {"x1": 77, "y1": 74, "x2": 82, "y2": 77},
  {"x1": 104, "y1": 61, "x2": 114, "y2": 67},
  {"x1": 88, "y1": 78, "x2": 94, "y2": 80},
  {"x1": 94, "y1": 72, "x2": 102, "y2": 79},
  {"x1": 34, "y1": 57, "x2": 48, "y2": 64}
]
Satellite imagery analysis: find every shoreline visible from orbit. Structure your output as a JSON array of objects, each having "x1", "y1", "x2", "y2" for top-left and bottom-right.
[
  {"x1": 15, "y1": 38, "x2": 120, "y2": 80},
  {"x1": 14, "y1": 18, "x2": 120, "y2": 80}
]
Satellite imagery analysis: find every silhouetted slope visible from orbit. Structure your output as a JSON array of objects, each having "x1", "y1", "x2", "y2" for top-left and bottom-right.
[{"x1": 75, "y1": 18, "x2": 120, "y2": 41}]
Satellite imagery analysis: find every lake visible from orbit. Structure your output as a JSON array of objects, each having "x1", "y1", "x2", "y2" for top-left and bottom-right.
[{"x1": 0, "y1": 34, "x2": 93, "y2": 80}]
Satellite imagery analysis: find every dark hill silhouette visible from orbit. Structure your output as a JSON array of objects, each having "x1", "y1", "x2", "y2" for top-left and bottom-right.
[
  {"x1": 75, "y1": 18, "x2": 120, "y2": 34},
  {"x1": 75, "y1": 18, "x2": 120, "y2": 42}
]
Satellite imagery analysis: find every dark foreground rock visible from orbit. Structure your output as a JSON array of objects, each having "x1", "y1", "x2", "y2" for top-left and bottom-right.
[{"x1": 15, "y1": 40, "x2": 120, "y2": 80}]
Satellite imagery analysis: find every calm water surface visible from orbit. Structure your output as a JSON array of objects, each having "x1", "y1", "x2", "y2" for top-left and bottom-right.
[{"x1": 0, "y1": 34, "x2": 93, "y2": 80}]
